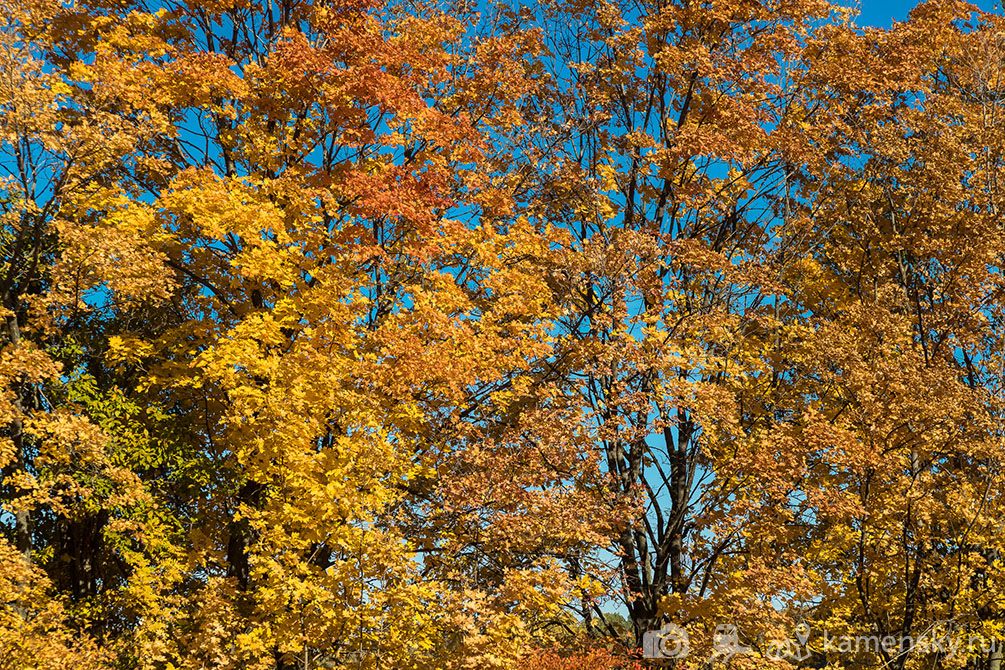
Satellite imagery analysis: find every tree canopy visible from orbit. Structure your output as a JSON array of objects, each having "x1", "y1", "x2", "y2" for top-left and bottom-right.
[{"x1": 3, "y1": 0, "x2": 1005, "y2": 669}]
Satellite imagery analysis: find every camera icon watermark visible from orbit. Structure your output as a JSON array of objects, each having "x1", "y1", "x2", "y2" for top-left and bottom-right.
[{"x1": 643, "y1": 623, "x2": 690, "y2": 659}]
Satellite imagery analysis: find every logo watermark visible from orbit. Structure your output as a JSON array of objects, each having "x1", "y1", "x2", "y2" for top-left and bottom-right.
[
  {"x1": 711, "y1": 624, "x2": 750, "y2": 661},
  {"x1": 642, "y1": 623, "x2": 690, "y2": 659},
  {"x1": 642, "y1": 621, "x2": 1005, "y2": 661},
  {"x1": 766, "y1": 622, "x2": 812, "y2": 662}
]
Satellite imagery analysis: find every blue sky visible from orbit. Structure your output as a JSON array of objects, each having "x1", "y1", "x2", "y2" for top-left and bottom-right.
[{"x1": 857, "y1": 0, "x2": 998, "y2": 27}]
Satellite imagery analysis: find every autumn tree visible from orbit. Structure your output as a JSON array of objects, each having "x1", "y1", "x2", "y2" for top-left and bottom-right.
[
  {"x1": 766, "y1": 7, "x2": 1005, "y2": 670},
  {"x1": 513, "y1": 0, "x2": 861, "y2": 647},
  {"x1": 1, "y1": 0, "x2": 615, "y2": 667},
  {"x1": 515, "y1": 0, "x2": 1005, "y2": 664}
]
